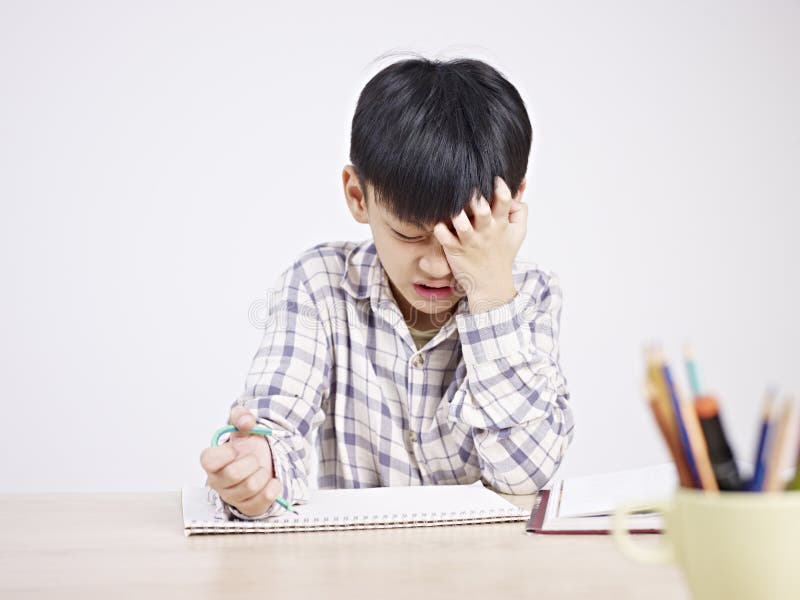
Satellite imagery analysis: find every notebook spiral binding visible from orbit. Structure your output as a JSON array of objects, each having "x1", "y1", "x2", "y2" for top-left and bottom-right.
[{"x1": 188, "y1": 507, "x2": 523, "y2": 534}]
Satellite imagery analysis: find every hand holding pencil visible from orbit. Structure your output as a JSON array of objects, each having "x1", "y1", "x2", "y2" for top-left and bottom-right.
[{"x1": 200, "y1": 406, "x2": 296, "y2": 516}]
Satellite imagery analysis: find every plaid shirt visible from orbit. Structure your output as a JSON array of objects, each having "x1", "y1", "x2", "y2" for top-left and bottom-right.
[{"x1": 219, "y1": 239, "x2": 574, "y2": 519}]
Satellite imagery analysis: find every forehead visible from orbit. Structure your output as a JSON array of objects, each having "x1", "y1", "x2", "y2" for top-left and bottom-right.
[
  {"x1": 384, "y1": 211, "x2": 432, "y2": 231},
  {"x1": 369, "y1": 194, "x2": 431, "y2": 229},
  {"x1": 366, "y1": 184, "x2": 473, "y2": 233},
  {"x1": 372, "y1": 196, "x2": 466, "y2": 232}
]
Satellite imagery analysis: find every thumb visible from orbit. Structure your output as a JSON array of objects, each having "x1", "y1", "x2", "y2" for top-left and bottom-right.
[{"x1": 229, "y1": 406, "x2": 256, "y2": 433}]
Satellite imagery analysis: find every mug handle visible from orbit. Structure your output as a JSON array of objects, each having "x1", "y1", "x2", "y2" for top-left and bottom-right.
[{"x1": 611, "y1": 499, "x2": 674, "y2": 565}]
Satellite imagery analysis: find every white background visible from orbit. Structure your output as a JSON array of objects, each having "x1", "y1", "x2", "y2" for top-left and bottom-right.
[{"x1": 1, "y1": 1, "x2": 798, "y2": 492}]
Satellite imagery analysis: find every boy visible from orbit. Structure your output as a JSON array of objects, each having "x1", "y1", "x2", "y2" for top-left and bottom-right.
[{"x1": 200, "y1": 56, "x2": 574, "y2": 519}]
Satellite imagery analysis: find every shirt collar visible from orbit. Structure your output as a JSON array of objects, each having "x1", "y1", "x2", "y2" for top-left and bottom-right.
[
  {"x1": 341, "y1": 239, "x2": 379, "y2": 301},
  {"x1": 341, "y1": 239, "x2": 400, "y2": 317}
]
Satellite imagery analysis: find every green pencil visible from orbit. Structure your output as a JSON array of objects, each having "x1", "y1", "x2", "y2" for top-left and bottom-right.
[
  {"x1": 684, "y1": 343, "x2": 701, "y2": 400},
  {"x1": 788, "y1": 414, "x2": 800, "y2": 491},
  {"x1": 210, "y1": 424, "x2": 298, "y2": 514}
]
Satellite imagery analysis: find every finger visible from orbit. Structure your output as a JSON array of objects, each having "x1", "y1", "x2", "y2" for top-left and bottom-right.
[
  {"x1": 469, "y1": 194, "x2": 493, "y2": 231},
  {"x1": 229, "y1": 430, "x2": 270, "y2": 467},
  {"x1": 200, "y1": 444, "x2": 237, "y2": 474},
  {"x1": 235, "y1": 478, "x2": 283, "y2": 517},
  {"x1": 432, "y1": 222, "x2": 460, "y2": 249},
  {"x1": 450, "y1": 210, "x2": 475, "y2": 243},
  {"x1": 221, "y1": 463, "x2": 271, "y2": 505},
  {"x1": 208, "y1": 452, "x2": 261, "y2": 490},
  {"x1": 229, "y1": 405, "x2": 256, "y2": 432},
  {"x1": 508, "y1": 200, "x2": 528, "y2": 225},
  {"x1": 491, "y1": 177, "x2": 513, "y2": 222}
]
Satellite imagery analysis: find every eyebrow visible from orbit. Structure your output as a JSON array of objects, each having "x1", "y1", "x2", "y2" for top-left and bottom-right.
[
  {"x1": 387, "y1": 217, "x2": 433, "y2": 234},
  {"x1": 387, "y1": 211, "x2": 466, "y2": 234},
  {"x1": 394, "y1": 224, "x2": 432, "y2": 235}
]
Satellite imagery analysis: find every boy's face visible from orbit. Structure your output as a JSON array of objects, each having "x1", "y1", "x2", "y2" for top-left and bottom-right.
[{"x1": 342, "y1": 166, "x2": 467, "y2": 330}]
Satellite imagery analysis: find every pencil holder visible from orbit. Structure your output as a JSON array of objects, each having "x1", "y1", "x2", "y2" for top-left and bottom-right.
[{"x1": 612, "y1": 488, "x2": 800, "y2": 600}]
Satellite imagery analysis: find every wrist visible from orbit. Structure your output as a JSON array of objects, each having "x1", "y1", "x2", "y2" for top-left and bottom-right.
[{"x1": 467, "y1": 278, "x2": 517, "y2": 314}]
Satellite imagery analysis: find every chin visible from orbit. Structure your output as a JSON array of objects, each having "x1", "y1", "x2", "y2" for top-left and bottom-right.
[{"x1": 410, "y1": 299, "x2": 458, "y2": 313}]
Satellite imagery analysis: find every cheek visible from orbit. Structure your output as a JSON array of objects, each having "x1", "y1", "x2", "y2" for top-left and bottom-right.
[
  {"x1": 386, "y1": 249, "x2": 420, "y2": 279},
  {"x1": 390, "y1": 250, "x2": 417, "y2": 274}
]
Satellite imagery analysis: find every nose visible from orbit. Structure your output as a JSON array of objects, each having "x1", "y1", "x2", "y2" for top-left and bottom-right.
[{"x1": 419, "y1": 240, "x2": 452, "y2": 280}]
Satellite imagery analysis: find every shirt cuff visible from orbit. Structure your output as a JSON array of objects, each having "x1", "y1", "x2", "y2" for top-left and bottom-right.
[{"x1": 455, "y1": 290, "x2": 532, "y2": 365}]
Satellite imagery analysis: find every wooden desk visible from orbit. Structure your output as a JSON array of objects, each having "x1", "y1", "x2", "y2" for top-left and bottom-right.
[{"x1": 0, "y1": 491, "x2": 687, "y2": 599}]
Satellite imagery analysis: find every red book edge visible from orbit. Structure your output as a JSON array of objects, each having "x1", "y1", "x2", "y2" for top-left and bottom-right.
[{"x1": 526, "y1": 490, "x2": 662, "y2": 535}]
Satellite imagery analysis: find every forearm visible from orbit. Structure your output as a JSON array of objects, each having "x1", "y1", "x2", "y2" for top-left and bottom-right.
[
  {"x1": 451, "y1": 352, "x2": 574, "y2": 493},
  {"x1": 220, "y1": 260, "x2": 331, "y2": 519},
  {"x1": 466, "y1": 274, "x2": 517, "y2": 315},
  {"x1": 449, "y1": 271, "x2": 575, "y2": 493}
]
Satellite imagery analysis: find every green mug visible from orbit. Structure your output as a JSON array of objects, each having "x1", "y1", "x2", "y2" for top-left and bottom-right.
[{"x1": 612, "y1": 488, "x2": 800, "y2": 600}]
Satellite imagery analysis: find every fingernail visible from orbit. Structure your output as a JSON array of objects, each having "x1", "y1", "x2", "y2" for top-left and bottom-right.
[{"x1": 236, "y1": 415, "x2": 249, "y2": 429}]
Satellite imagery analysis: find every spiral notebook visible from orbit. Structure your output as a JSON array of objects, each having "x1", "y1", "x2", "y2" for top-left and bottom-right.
[{"x1": 181, "y1": 481, "x2": 528, "y2": 536}]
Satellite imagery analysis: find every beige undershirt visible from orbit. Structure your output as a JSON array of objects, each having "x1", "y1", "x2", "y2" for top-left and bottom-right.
[{"x1": 407, "y1": 324, "x2": 441, "y2": 350}]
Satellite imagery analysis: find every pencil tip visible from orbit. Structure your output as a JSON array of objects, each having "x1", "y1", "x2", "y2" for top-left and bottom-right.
[
  {"x1": 652, "y1": 346, "x2": 665, "y2": 362},
  {"x1": 643, "y1": 340, "x2": 663, "y2": 357}
]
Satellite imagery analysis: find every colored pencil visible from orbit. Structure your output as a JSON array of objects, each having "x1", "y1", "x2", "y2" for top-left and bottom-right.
[
  {"x1": 749, "y1": 389, "x2": 777, "y2": 491},
  {"x1": 683, "y1": 344, "x2": 701, "y2": 400},
  {"x1": 210, "y1": 424, "x2": 298, "y2": 514},
  {"x1": 788, "y1": 413, "x2": 800, "y2": 491},
  {"x1": 764, "y1": 397, "x2": 796, "y2": 492},
  {"x1": 695, "y1": 394, "x2": 743, "y2": 491},
  {"x1": 644, "y1": 345, "x2": 682, "y2": 453},
  {"x1": 680, "y1": 393, "x2": 720, "y2": 492},
  {"x1": 646, "y1": 383, "x2": 695, "y2": 487},
  {"x1": 645, "y1": 344, "x2": 674, "y2": 428},
  {"x1": 661, "y1": 361, "x2": 701, "y2": 487}
]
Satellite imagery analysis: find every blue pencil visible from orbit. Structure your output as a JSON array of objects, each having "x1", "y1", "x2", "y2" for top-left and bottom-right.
[
  {"x1": 662, "y1": 362, "x2": 701, "y2": 487},
  {"x1": 748, "y1": 389, "x2": 776, "y2": 491}
]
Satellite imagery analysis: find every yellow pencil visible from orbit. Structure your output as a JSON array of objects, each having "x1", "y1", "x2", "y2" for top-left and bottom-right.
[{"x1": 644, "y1": 344, "x2": 675, "y2": 428}]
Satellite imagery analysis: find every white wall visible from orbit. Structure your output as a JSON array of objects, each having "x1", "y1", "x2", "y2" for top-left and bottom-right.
[{"x1": 1, "y1": 0, "x2": 798, "y2": 492}]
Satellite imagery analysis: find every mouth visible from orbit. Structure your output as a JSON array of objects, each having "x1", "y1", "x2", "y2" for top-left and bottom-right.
[{"x1": 413, "y1": 283, "x2": 454, "y2": 300}]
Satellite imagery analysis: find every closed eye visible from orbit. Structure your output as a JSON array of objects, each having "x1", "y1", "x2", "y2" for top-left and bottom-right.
[{"x1": 393, "y1": 230, "x2": 425, "y2": 242}]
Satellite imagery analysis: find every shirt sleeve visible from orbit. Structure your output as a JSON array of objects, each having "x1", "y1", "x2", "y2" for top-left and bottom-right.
[
  {"x1": 448, "y1": 269, "x2": 575, "y2": 495},
  {"x1": 220, "y1": 261, "x2": 331, "y2": 520}
]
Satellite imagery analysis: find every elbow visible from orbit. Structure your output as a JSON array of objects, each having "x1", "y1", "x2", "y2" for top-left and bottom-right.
[
  {"x1": 485, "y1": 435, "x2": 573, "y2": 496},
  {"x1": 536, "y1": 433, "x2": 573, "y2": 490},
  {"x1": 522, "y1": 413, "x2": 576, "y2": 494}
]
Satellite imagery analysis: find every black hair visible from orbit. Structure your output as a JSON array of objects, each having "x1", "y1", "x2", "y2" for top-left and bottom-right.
[{"x1": 349, "y1": 53, "x2": 532, "y2": 227}]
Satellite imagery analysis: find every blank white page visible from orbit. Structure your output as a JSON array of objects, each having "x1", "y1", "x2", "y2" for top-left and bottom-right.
[{"x1": 555, "y1": 463, "x2": 678, "y2": 518}]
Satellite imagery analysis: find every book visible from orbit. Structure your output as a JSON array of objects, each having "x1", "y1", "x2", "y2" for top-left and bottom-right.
[
  {"x1": 182, "y1": 481, "x2": 529, "y2": 536},
  {"x1": 527, "y1": 464, "x2": 678, "y2": 534}
]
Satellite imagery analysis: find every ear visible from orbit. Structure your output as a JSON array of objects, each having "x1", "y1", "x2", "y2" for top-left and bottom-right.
[
  {"x1": 514, "y1": 177, "x2": 527, "y2": 202},
  {"x1": 342, "y1": 165, "x2": 370, "y2": 224}
]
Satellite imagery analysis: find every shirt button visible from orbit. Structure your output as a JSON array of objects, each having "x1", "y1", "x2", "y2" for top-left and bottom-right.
[
  {"x1": 408, "y1": 431, "x2": 418, "y2": 444},
  {"x1": 411, "y1": 354, "x2": 425, "y2": 368}
]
